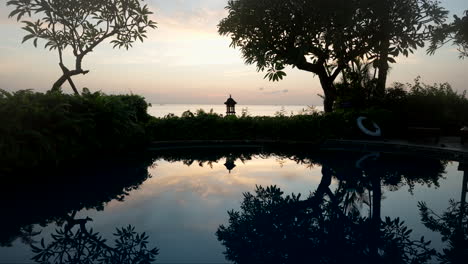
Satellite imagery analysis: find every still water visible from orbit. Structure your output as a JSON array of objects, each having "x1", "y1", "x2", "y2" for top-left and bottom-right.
[{"x1": 0, "y1": 149, "x2": 465, "y2": 263}]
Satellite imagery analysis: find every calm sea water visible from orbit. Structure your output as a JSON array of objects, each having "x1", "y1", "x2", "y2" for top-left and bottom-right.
[
  {"x1": 0, "y1": 149, "x2": 464, "y2": 263},
  {"x1": 147, "y1": 104, "x2": 324, "y2": 118}
]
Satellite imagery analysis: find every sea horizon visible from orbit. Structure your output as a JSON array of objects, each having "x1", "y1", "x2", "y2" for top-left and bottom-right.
[{"x1": 147, "y1": 104, "x2": 324, "y2": 118}]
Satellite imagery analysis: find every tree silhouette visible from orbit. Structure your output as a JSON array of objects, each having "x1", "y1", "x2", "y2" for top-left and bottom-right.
[
  {"x1": 218, "y1": 0, "x2": 376, "y2": 112},
  {"x1": 419, "y1": 200, "x2": 468, "y2": 264},
  {"x1": 31, "y1": 211, "x2": 159, "y2": 264},
  {"x1": 7, "y1": 0, "x2": 157, "y2": 94},
  {"x1": 218, "y1": 0, "x2": 447, "y2": 111},
  {"x1": 217, "y1": 184, "x2": 435, "y2": 264},
  {"x1": 363, "y1": 0, "x2": 447, "y2": 96},
  {"x1": 0, "y1": 154, "x2": 156, "y2": 247},
  {"x1": 216, "y1": 151, "x2": 445, "y2": 263},
  {"x1": 429, "y1": 10, "x2": 468, "y2": 59}
]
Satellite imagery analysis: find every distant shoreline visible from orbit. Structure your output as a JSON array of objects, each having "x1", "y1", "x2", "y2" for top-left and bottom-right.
[{"x1": 147, "y1": 104, "x2": 324, "y2": 118}]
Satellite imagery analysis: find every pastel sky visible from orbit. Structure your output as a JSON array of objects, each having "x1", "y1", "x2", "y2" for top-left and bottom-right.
[{"x1": 0, "y1": 0, "x2": 467, "y2": 105}]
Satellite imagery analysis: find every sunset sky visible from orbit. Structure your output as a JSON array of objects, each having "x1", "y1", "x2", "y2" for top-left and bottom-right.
[{"x1": 0, "y1": 0, "x2": 467, "y2": 105}]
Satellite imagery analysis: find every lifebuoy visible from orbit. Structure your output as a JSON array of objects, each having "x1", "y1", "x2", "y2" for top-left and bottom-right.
[
  {"x1": 357, "y1": 116, "x2": 381, "y2": 137},
  {"x1": 355, "y1": 152, "x2": 380, "y2": 169}
]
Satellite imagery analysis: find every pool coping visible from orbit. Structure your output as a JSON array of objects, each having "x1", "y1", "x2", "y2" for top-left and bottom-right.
[{"x1": 149, "y1": 139, "x2": 468, "y2": 162}]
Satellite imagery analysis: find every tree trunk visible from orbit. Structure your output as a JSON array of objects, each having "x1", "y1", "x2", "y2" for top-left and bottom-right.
[
  {"x1": 369, "y1": 172, "x2": 382, "y2": 262},
  {"x1": 51, "y1": 63, "x2": 81, "y2": 95},
  {"x1": 323, "y1": 91, "x2": 336, "y2": 113},
  {"x1": 375, "y1": 1, "x2": 391, "y2": 98},
  {"x1": 376, "y1": 37, "x2": 390, "y2": 98},
  {"x1": 319, "y1": 74, "x2": 337, "y2": 113}
]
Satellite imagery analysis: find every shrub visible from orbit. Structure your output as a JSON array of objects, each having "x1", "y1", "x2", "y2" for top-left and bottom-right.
[
  {"x1": 146, "y1": 109, "x2": 396, "y2": 141},
  {"x1": 0, "y1": 89, "x2": 151, "y2": 172},
  {"x1": 386, "y1": 77, "x2": 468, "y2": 134}
]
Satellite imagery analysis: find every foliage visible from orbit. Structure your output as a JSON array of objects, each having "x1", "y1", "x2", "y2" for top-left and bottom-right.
[
  {"x1": 0, "y1": 89, "x2": 151, "y2": 172},
  {"x1": 429, "y1": 10, "x2": 468, "y2": 58},
  {"x1": 218, "y1": 0, "x2": 376, "y2": 112},
  {"x1": 217, "y1": 185, "x2": 436, "y2": 263},
  {"x1": 218, "y1": 0, "x2": 447, "y2": 112},
  {"x1": 32, "y1": 221, "x2": 158, "y2": 263},
  {"x1": 7, "y1": 0, "x2": 157, "y2": 93},
  {"x1": 0, "y1": 153, "x2": 156, "y2": 247},
  {"x1": 335, "y1": 74, "x2": 468, "y2": 134},
  {"x1": 362, "y1": 0, "x2": 447, "y2": 94},
  {"x1": 419, "y1": 200, "x2": 468, "y2": 263},
  {"x1": 386, "y1": 78, "x2": 468, "y2": 133},
  {"x1": 146, "y1": 108, "x2": 398, "y2": 141},
  {"x1": 334, "y1": 59, "x2": 378, "y2": 109}
]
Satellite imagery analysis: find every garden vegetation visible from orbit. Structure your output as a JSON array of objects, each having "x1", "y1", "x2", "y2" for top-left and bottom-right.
[
  {"x1": 0, "y1": 89, "x2": 151, "y2": 173},
  {"x1": 1, "y1": 76, "x2": 467, "y2": 172}
]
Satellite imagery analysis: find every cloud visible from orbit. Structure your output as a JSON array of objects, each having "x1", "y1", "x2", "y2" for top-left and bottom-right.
[
  {"x1": 261, "y1": 88, "x2": 290, "y2": 95},
  {"x1": 158, "y1": 8, "x2": 226, "y2": 32}
]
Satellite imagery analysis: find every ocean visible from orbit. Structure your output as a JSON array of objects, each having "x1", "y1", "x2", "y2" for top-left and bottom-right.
[{"x1": 147, "y1": 104, "x2": 324, "y2": 118}]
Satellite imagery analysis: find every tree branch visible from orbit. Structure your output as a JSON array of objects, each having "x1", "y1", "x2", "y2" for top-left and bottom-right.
[{"x1": 295, "y1": 55, "x2": 322, "y2": 74}]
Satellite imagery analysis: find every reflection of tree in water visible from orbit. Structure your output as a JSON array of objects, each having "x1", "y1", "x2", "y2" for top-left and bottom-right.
[
  {"x1": 216, "y1": 185, "x2": 434, "y2": 263},
  {"x1": 31, "y1": 211, "x2": 158, "y2": 264},
  {"x1": 153, "y1": 148, "x2": 447, "y2": 192},
  {"x1": 0, "y1": 154, "x2": 156, "y2": 247},
  {"x1": 418, "y1": 162, "x2": 468, "y2": 263},
  {"x1": 419, "y1": 200, "x2": 467, "y2": 264},
  {"x1": 215, "y1": 151, "x2": 450, "y2": 264}
]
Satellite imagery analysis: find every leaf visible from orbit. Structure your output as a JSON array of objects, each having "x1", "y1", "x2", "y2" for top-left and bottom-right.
[
  {"x1": 22, "y1": 34, "x2": 35, "y2": 43},
  {"x1": 8, "y1": 8, "x2": 21, "y2": 18}
]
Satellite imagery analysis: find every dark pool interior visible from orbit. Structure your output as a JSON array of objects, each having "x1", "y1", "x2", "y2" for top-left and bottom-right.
[{"x1": 0, "y1": 148, "x2": 466, "y2": 263}]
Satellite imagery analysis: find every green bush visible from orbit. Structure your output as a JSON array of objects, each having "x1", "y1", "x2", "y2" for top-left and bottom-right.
[
  {"x1": 146, "y1": 108, "x2": 395, "y2": 141},
  {"x1": 335, "y1": 75, "x2": 468, "y2": 135},
  {"x1": 0, "y1": 89, "x2": 151, "y2": 172},
  {"x1": 386, "y1": 78, "x2": 468, "y2": 134}
]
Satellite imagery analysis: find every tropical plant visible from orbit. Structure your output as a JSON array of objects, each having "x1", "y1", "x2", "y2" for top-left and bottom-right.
[
  {"x1": 0, "y1": 89, "x2": 151, "y2": 172},
  {"x1": 363, "y1": 0, "x2": 448, "y2": 96},
  {"x1": 6, "y1": 0, "x2": 157, "y2": 94},
  {"x1": 218, "y1": 0, "x2": 447, "y2": 112},
  {"x1": 419, "y1": 200, "x2": 468, "y2": 263},
  {"x1": 429, "y1": 10, "x2": 468, "y2": 59},
  {"x1": 387, "y1": 77, "x2": 468, "y2": 132},
  {"x1": 217, "y1": 185, "x2": 436, "y2": 263},
  {"x1": 218, "y1": 0, "x2": 376, "y2": 112},
  {"x1": 31, "y1": 214, "x2": 158, "y2": 263}
]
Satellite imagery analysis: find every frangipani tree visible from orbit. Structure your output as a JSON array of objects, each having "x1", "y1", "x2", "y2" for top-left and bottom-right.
[
  {"x1": 218, "y1": 0, "x2": 447, "y2": 111},
  {"x1": 7, "y1": 0, "x2": 157, "y2": 94},
  {"x1": 218, "y1": 0, "x2": 376, "y2": 112},
  {"x1": 429, "y1": 10, "x2": 468, "y2": 59},
  {"x1": 363, "y1": 0, "x2": 448, "y2": 97}
]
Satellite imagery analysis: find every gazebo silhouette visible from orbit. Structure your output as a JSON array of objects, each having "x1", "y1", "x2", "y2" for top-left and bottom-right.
[{"x1": 224, "y1": 95, "x2": 237, "y2": 116}]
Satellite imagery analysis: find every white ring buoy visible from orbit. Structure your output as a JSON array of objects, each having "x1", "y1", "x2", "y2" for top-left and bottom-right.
[{"x1": 357, "y1": 116, "x2": 381, "y2": 137}]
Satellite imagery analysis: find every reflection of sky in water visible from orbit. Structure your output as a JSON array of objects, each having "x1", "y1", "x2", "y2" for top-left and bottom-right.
[
  {"x1": 86, "y1": 157, "x2": 324, "y2": 263},
  {"x1": 0, "y1": 157, "x2": 463, "y2": 263}
]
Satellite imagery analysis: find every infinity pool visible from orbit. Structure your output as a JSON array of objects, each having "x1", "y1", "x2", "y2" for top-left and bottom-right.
[{"x1": 0, "y1": 149, "x2": 465, "y2": 263}]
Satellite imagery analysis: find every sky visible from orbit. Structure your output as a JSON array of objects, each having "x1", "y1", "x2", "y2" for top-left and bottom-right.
[{"x1": 0, "y1": 0, "x2": 467, "y2": 105}]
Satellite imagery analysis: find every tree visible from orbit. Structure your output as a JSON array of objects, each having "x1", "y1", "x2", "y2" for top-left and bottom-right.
[
  {"x1": 419, "y1": 200, "x2": 468, "y2": 263},
  {"x1": 31, "y1": 212, "x2": 159, "y2": 263},
  {"x1": 364, "y1": 0, "x2": 448, "y2": 97},
  {"x1": 218, "y1": 0, "x2": 376, "y2": 112},
  {"x1": 217, "y1": 184, "x2": 436, "y2": 263},
  {"x1": 218, "y1": 0, "x2": 447, "y2": 111},
  {"x1": 429, "y1": 10, "x2": 468, "y2": 59},
  {"x1": 7, "y1": 0, "x2": 157, "y2": 95}
]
